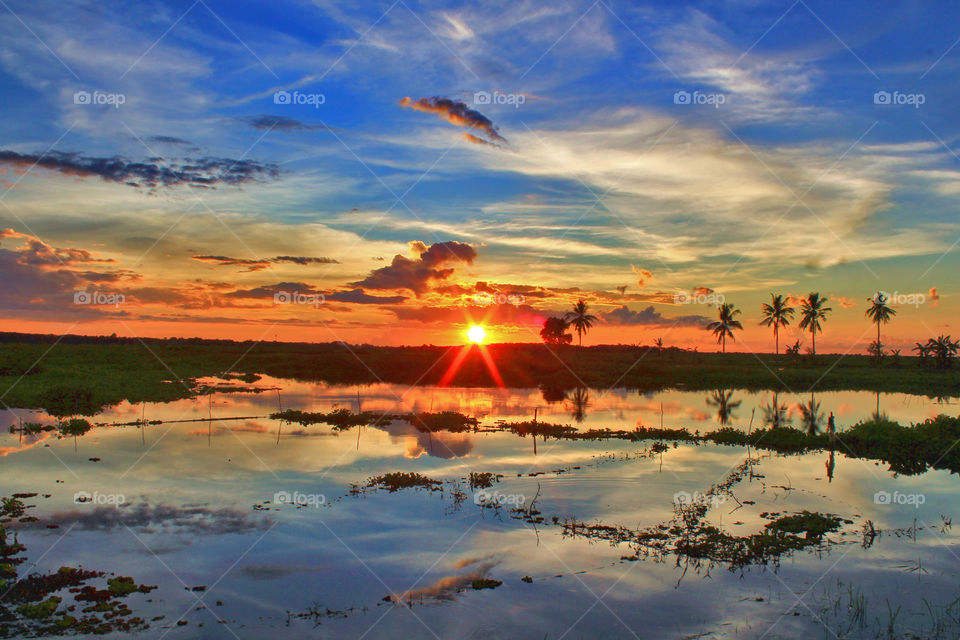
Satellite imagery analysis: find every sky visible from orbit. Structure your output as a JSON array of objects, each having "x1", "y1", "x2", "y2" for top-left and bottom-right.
[{"x1": 0, "y1": 0, "x2": 958, "y2": 351}]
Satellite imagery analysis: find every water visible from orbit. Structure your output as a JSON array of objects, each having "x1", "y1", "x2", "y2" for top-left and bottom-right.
[{"x1": 2, "y1": 379, "x2": 959, "y2": 638}]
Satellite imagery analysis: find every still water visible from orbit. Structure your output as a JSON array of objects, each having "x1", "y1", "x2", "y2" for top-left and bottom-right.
[{"x1": 2, "y1": 379, "x2": 959, "y2": 638}]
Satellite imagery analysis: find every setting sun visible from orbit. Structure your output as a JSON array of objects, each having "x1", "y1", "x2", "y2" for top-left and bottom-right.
[{"x1": 467, "y1": 325, "x2": 486, "y2": 343}]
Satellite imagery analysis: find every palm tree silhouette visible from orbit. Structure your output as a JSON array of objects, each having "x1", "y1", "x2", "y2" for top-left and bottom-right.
[
  {"x1": 567, "y1": 387, "x2": 590, "y2": 422},
  {"x1": 759, "y1": 294, "x2": 795, "y2": 355},
  {"x1": 865, "y1": 292, "x2": 896, "y2": 360},
  {"x1": 706, "y1": 303, "x2": 743, "y2": 353},
  {"x1": 706, "y1": 389, "x2": 741, "y2": 425},
  {"x1": 761, "y1": 391, "x2": 790, "y2": 429},
  {"x1": 798, "y1": 393, "x2": 823, "y2": 435},
  {"x1": 564, "y1": 299, "x2": 598, "y2": 346},
  {"x1": 798, "y1": 293, "x2": 831, "y2": 360}
]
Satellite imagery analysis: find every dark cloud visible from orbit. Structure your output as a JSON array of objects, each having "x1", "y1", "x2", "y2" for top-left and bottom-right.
[
  {"x1": 242, "y1": 114, "x2": 328, "y2": 132},
  {"x1": 325, "y1": 288, "x2": 406, "y2": 304},
  {"x1": 192, "y1": 254, "x2": 339, "y2": 272},
  {"x1": 149, "y1": 135, "x2": 193, "y2": 145},
  {"x1": 224, "y1": 282, "x2": 404, "y2": 305},
  {"x1": 19, "y1": 502, "x2": 272, "y2": 536},
  {"x1": 399, "y1": 96, "x2": 506, "y2": 146},
  {"x1": 351, "y1": 241, "x2": 476, "y2": 295},
  {"x1": 0, "y1": 150, "x2": 280, "y2": 189},
  {"x1": 603, "y1": 305, "x2": 710, "y2": 327}
]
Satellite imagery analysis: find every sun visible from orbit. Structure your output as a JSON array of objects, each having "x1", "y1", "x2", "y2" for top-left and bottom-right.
[{"x1": 467, "y1": 325, "x2": 486, "y2": 344}]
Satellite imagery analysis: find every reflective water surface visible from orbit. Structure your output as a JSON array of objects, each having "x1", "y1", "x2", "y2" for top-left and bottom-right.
[{"x1": 2, "y1": 379, "x2": 959, "y2": 638}]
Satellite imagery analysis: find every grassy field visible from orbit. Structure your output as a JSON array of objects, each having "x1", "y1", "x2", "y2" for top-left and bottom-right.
[{"x1": 1, "y1": 331, "x2": 959, "y2": 415}]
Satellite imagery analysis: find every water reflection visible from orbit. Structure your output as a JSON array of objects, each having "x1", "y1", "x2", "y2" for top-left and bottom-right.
[
  {"x1": 566, "y1": 387, "x2": 590, "y2": 423},
  {"x1": 706, "y1": 389, "x2": 741, "y2": 425}
]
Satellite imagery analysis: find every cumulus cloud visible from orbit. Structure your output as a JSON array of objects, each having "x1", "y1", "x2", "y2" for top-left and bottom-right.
[
  {"x1": 399, "y1": 96, "x2": 506, "y2": 146},
  {"x1": 0, "y1": 150, "x2": 280, "y2": 189},
  {"x1": 928, "y1": 286, "x2": 940, "y2": 306},
  {"x1": 603, "y1": 305, "x2": 710, "y2": 327},
  {"x1": 351, "y1": 240, "x2": 477, "y2": 295}
]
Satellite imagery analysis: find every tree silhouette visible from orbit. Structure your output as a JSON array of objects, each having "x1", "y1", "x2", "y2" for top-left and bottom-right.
[
  {"x1": 865, "y1": 292, "x2": 896, "y2": 362},
  {"x1": 567, "y1": 387, "x2": 590, "y2": 422},
  {"x1": 759, "y1": 294, "x2": 794, "y2": 355},
  {"x1": 540, "y1": 317, "x2": 573, "y2": 345},
  {"x1": 706, "y1": 389, "x2": 741, "y2": 425},
  {"x1": 564, "y1": 300, "x2": 598, "y2": 347},
  {"x1": 706, "y1": 303, "x2": 743, "y2": 353},
  {"x1": 798, "y1": 293, "x2": 831, "y2": 360}
]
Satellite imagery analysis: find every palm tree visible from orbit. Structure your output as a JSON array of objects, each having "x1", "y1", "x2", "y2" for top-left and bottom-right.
[
  {"x1": 761, "y1": 391, "x2": 790, "y2": 430},
  {"x1": 914, "y1": 341, "x2": 931, "y2": 367},
  {"x1": 564, "y1": 299, "x2": 598, "y2": 347},
  {"x1": 798, "y1": 394, "x2": 824, "y2": 435},
  {"x1": 706, "y1": 389, "x2": 741, "y2": 425},
  {"x1": 706, "y1": 303, "x2": 743, "y2": 353},
  {"x1": 759, "y1": 294, "x2": 795, "y2": 355},
  {"x1": 798, "y1": 293, "x2": 832, "y2": 359},
  {"x1": 865, "y1": 292, "x2": 896, "y2": 360},
  {"x1": 567, "y1": 387, "x2": 590, "y2": 422}
]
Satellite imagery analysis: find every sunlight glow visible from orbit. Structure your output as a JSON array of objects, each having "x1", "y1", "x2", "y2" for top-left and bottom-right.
[{"x1": 467, "y1": 325, "x2": 486, "y2": 343}]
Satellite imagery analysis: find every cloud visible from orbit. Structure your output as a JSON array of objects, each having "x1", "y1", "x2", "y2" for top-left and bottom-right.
[
  {"x1": 242, "y1": 114, "x2": 327, "y2": 132},
  {"x1": 0, "y1": 150, "x2": 280, "y2": 189},
  {"x1": 603, "y1": 305, "x2": 710, "y2": 327},
  {"x1": 929, "y1": 287, "x2": 940, "y2": 306},
  {"x1": 632, "y1": 265, "x2": 653, "y2": 287},
  {"x1": 19, "y1": 502, "x2": 271, "y2": 536},
  {"x1": 831, "y1": 295, "x2": 857, "y2": 309},
  {"x1": 148, "y1": 135, "x2": 193, "y2": 146},
  {"x1": 399, "y1": 96, "x2": 506, "y2": 146},
  {"x1": 325, "y1": 288, "x2": 406, "y2": 304},
  {"x1": 224, "y1": 282, "x2": 405, "y2": 305},
  {"x1": 192, "y1": 254, "x2": 340, "y2": 271},
  {"x1": 351, "y1": 241, "x2": 477, "y2": 295}
]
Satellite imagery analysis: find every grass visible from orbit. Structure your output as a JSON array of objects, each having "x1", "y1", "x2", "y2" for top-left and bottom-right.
[{"x1": 3, "y1": 332, "x2": 960, "y2": 415}]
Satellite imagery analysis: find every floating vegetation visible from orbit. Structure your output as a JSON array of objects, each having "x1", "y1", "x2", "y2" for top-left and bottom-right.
[
  {"x1": 272, "y1": 409, "x2": 479, "y2": 432},
  {"x1": 0, "y1": 497, "x2": 157, "y2": 637},
  {"x1": 351, "y1": 472, "x2": 443, "y2": 494}
]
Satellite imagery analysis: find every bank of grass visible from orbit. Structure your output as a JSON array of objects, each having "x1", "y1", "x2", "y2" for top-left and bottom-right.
[{"x1": 1, "y1": 332, "x2": 959, "y2": 415}]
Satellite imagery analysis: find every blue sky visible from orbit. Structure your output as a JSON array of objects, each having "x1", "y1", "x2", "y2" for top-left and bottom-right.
[{"x1": 1, "y1": 0, "x2": 958, "y2": 348}]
